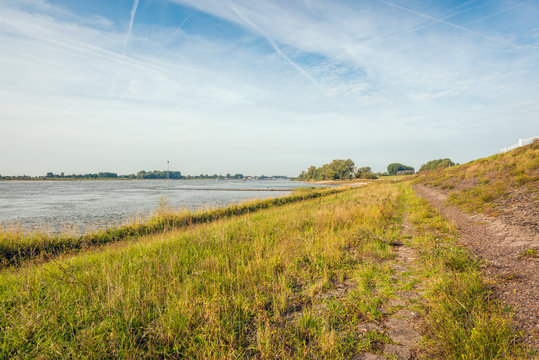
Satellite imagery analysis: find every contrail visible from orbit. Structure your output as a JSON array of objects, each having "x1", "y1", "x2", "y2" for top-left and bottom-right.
[
  {"x1": 229, "y1": 4, "x2": 319, "y2": 87},
  {"x1": 366, "y1": 2, "x2": 480, "y2": 45},
  {"x1": 172, "y1": 16, "x2": 190, "y2": 37},
  {"x1": 376, "y1": 0, "x2": 520, "y2": 50},
  {"x1": 179, "y1": 16, "x2": 190, "y2": 29},
  {"x1": 122, "y1": 0, "x2": 139, "y2": 55},
  {"x1": 111, "y1": 0, "x2": 139, "y2": 97},
  {"x1": 464, "y1": 1, "x2": 528, "y2": 26}
]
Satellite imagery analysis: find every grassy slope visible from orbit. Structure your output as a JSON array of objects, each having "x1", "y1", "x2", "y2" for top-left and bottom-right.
[
  {"x1": 403, "y1": 187, "x2": 524, "y2": 359},
  {"x1": 0, "y1": 184, "x2": 399, "y2": 358},
  {"x1": 0, "y1": 182, "x2": 527, "y2": 359},
  {"x1": 414, "y1": 142, "x2": 539, "y2": 214}
]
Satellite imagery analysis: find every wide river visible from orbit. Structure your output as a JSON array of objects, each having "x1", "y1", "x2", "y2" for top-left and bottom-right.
[{"x1": 0, "y1": 179, "x2": 320, "y2": 233}]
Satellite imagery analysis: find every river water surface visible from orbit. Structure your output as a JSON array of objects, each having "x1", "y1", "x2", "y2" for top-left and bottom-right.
[{"x1": 0, "y1": 179, "x2": 319, "y2": 233}]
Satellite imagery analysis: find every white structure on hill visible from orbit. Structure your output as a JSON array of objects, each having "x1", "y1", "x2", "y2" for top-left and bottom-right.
[{"x1": 500, "y1": 136, "x2": 538, "y2": 153}]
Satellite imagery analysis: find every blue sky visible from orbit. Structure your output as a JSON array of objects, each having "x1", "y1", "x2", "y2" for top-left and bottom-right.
[{"x1": 0, "y1": 0, "x2": 538, "y2": 176}]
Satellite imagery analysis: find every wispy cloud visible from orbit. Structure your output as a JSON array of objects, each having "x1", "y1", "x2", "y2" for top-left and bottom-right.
[
  {"x1": 172, "y1": 16, "x2": 190, "y2": 37},
  {"x1": 228, "y1": 3, "x2": 319, "y2": 87},
  {"x1": 374, "y1": 0, "x2": 522, "y2": 51},
  {"x1": 110, "y1": 0, "x2": 140, "y2": 97},
  {"x1": 122, "y1": 0, "x2": 139, "y2": 55},
  {"x1": 0, "y1": 0, "x2": 538, "y2": 175}
]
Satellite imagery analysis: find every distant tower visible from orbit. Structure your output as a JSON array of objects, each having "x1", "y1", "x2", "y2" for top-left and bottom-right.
[{"x1": 167, "y1": 160, "x2": 170, "y2": 180}]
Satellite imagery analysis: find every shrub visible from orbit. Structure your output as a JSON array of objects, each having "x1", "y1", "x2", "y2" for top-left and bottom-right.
[{"x1": 419, "y1": 158, "x2": 455, "y2": 172}]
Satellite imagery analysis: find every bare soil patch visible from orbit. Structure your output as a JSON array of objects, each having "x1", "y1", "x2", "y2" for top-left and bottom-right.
[
  {"x1": 496, "y1": 187, "x2": 539, "y2": 234},
  {"x1": 414, "y1": 184, "x2": 539, "y2": 349}
]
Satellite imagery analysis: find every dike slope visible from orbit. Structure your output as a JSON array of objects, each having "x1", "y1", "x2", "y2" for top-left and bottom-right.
[{"x1": 414, "y1": 142, "x2": 539, "y2": 349}]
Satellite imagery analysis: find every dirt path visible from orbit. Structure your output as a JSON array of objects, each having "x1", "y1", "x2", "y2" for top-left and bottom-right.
[
  {"x1": 355, "y1": 219, "x2": 423, "y2": 360},
  {"x1": 413, "y1": 184, "x2": 539, "y2": 349}
]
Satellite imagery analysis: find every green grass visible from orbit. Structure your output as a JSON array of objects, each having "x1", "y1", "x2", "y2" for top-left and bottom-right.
[
  {"x1": 0, "y1": 187, "x2": 347, "y2": 269},
  {"x1": 0, "y1": 182, "x2": 528, "y2": 359},
  {"x1": 0, "y1": 184, "x2": 401, "y2": 359}
]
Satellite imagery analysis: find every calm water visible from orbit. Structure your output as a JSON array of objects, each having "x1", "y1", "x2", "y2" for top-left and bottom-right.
[{"x1": 0, "y1": 179, "x2": 318, "y2": 233}]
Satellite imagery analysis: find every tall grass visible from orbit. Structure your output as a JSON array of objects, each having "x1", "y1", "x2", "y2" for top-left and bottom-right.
[
  {"x1": 0, "y1": 183, "x2": 528, "y2": 358},
  {"x1": 0, "y1": 187, "x2": 347, "y2": 268},
  {"x1": 0, "y1": 184, "x2": 400, "y2": 359}
]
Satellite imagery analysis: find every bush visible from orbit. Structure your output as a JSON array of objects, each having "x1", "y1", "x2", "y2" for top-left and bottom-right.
[{"x1": 359, "y1": 173, "x2": 378, "y2": 179}]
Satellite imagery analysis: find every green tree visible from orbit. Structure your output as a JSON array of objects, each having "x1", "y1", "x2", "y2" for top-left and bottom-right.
[
  {"x1": 329, "y1": 159, "x2": 355, "y2": 180},
  {"x1": 298, "y1": 159, "x2": 356, "y2": 180},
  {"x1": 387, "y1": 163, "x2": 414, "y2": 175}
]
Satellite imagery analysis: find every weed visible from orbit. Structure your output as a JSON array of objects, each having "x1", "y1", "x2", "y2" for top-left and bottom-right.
[{"x1": 519, "y1": 249, "x2": 538, "y2": 258}]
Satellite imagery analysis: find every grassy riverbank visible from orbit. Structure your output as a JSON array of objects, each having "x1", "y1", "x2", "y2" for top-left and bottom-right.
[
  {"x1": 0, "y1": 182, "x2": 526, "y2": 359},
  {"x1": 0, "y1": 187, "x2": 345, "y2": 269}
]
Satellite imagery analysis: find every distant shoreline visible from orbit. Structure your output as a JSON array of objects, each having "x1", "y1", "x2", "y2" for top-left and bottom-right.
[
  {"x1": 296, "y1": 175, "x2": 412, "y2": 186},
  {"x1": 0, "y1": 178, "x2": 290, "y2": 182},
  {"x1": 306, "y1": 179, "x2": 372, "y2": 186}
]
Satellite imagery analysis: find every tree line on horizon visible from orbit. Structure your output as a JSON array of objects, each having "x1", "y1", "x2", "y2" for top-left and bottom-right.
[
  {"x1": 1, "y1": 158, "x2": 457, "y2": 181},
  {"x1": 298, "y1": 157, "x2": 457, "y2": 181},
  {"x1": 0, "y1": 171, "x2": 289, "y2": 181},
  {"x1": 297, "y1": 159, "x2": 378, "y2": 181},
  {"x1": 0, "y1": 171, "x2": 183, "y2": 180}
]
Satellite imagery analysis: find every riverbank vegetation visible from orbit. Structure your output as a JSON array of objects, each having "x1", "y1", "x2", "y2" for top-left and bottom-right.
[
  {"x1": 0, "y1": 181, "x2": 527, "y2": 358},
  {"x1": 298, "y1": 159, "x2": 377, "y2": 181},
  {"x1": 0, "y1": 187, "x2": 346, "y2": 269}
]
